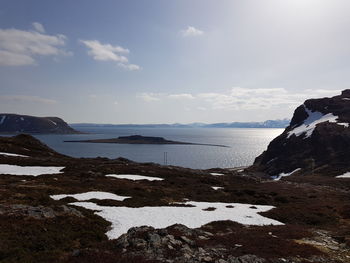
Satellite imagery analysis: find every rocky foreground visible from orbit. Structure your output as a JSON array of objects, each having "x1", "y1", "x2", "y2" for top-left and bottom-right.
[{"x1": 0, "y1": 134, "x2": 349, "y2": 263}]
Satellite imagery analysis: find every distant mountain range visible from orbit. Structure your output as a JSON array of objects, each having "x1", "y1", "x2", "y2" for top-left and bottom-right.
[
  {"x1": 71, "y1": 119, "x2": 290, "y2": 129},
  {"x1": 0, "y1": 114, "x2": 290, "y2": 135}
]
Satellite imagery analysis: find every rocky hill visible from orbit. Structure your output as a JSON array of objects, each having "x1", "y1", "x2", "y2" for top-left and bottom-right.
[
  {"x1": 253, "y1": 90, "x2": 350, "y2": 178},
  {"x1": 0, "y1": 114, "x2": 81, "y2": 134}
]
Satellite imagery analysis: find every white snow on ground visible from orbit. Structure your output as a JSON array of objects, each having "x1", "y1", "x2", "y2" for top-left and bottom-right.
[
  {"x1": 0, "y1": 116, "x2": 6, "y2": 125},
  {"x1": 342, "y1": 98, "x2": 350, "y2": 101},
  {"x1": 106, "y1": 174, "x2": 164, "y2": 181},
  {"x1": 0, "y1": 152, "x2": 28, "y2": 158},
  {"x1": 272, "y1": 168, "x2": 301, "y2": 181},
  {"x1": 212, "y1": 186, "x2": 224, "y2": 190},
  {"x1": 287, "y1": 105, "x2": 349, "y2": 139},
  {"x1": 49, "y1": 120, "x2": 57, "y2": 125},
  {"x1": 51, "y1": 191, "x2": 130, "y2": 201},
  {"x1": 70, "y1": 201, "x2": 284, "y2": 239},
  {"x1": 0, "y1": 164, "x2": 64, "y2": 176},
  {"x1": 210, "y1": 173, "x2": 224, "y2": 176},
  {"x1": 335, "y1": 172, "x2": 350, "y2": 178}
]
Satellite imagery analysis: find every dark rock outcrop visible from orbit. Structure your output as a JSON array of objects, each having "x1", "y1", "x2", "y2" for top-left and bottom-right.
[
  {"x1": 0, "y1": 204, "x2": 83, "y2": 219},
  {"x1": 253, "y1": 90, "x2": 350, "y2": 177},
  {"x1": 0, "y1": 113, "x2": 81, "y2": 134},
  {"x1": 114, "y1": 224, "x2": 267, "y2": 263}
]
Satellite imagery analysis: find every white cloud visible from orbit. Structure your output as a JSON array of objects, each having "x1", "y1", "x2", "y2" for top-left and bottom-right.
[
  {"x1": 32, "y1": 22, "x2": 45, "y2": 33},
  {"x1": 136, "y1": 88, "x2": 341, "y2": 112},
  {"x1": 180, "y1": 26, "x2": 204, "y2": 37},
  {"x1": 168, "y1": 93, "x2": 195, "y2": 99},
  {"x1": 80, "y1": 40, "x2": 128, "y2": 62},
  {"x1": 80, "y1": 40, "x2": 140, "y2": 71},
  {"x1": 0, "y1": 24, "x2": 70, "y2": 66},
  {"x1": 0, "y1": 95, "x2": 57, "y2": 104},
  {"x1": 88, "y1": 94, "x2": 98, "y2": 99},
  {"x1": 118, "y1": 63, "x2": 141, "y2": 71},
  {"x1": 0, "y1": 50, "x2": 34, "y2": 66},
  {"x1": 138, "y1": 93, "x2": 161, "y2": 102},
  {"x1": 197, "y1": 87, "x2": 341, "y2": 110}
]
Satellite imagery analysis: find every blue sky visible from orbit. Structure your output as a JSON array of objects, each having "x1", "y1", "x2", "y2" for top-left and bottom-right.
[{"x1": 0, "y1": 0, "x2": 349, "y2": 123}]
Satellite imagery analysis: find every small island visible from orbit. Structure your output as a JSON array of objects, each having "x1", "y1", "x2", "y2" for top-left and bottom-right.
[{"x1": 65, "y1": 135, "x2": 228, "y2": 147}]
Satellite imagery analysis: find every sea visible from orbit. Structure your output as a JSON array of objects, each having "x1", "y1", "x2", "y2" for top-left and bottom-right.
[{"x1": 28, "y1": 127, "x2": 283, "y2": 169}]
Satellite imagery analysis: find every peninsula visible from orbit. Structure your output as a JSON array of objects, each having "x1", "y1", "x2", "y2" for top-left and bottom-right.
[{"x1": 65, "y1": 135, "x2": 228, "y2": 147}]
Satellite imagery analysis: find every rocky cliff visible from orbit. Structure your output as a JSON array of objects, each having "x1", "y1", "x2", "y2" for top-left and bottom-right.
[
  {"x1": 253, "y1": 90, "x2": 350, "y2": 178},
  {"x1": 0, "y1": 114, "x2": 80, "y2": 134}
]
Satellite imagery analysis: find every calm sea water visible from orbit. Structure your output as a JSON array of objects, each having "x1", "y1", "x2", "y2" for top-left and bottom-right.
[{"x1": 29, "y1": 127, "x2": 283, "y2": 169}]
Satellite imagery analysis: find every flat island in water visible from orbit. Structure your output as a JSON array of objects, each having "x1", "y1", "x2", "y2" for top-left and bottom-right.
[{"x1": 65, "y1": 135, "x2": 228, "y2": 147}]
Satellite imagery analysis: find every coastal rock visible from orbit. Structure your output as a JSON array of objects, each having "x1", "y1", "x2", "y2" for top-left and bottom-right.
[{"x1": 253, "y1": 90, "x2": 350, "y2": 178}]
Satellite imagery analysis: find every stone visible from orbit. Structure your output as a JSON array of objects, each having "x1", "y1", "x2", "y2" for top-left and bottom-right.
[
  {"x1": 180, "y1": 235, "x2": 195, "y2": 245},
  {"x1": 203, "y1": 256, "x2": 213, "y2": 262},
  {"x1": 198, "y1": 247, "x2": 206, "y2": 254},
  {"x1": 148, "y1": 233, "x2": 162, "y2": 247},
  {"x1": 0, "y1": 204, "x2": 83, "y2": 219},
  {"x1": 115, "y1": 235, "x2": 129, "y2": 248},
  {"x1": 228, "y1": 254, "x2": 266, "y2": 263}
]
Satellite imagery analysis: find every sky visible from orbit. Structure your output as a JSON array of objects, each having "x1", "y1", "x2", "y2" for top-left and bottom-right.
[{"x1": 0, "y1": 0, "x2": 350, "y2": 124}]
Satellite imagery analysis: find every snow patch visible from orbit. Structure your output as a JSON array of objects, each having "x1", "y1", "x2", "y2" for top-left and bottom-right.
[
  {"x1": 212, "y1": 186, "x2": 223, "y2": 190},
  {"x1": 70, "y1": 201, "x2": 284, "y2": 239},
  {"x1": 267, "y1": 158, "x2": 277, "y2": 165},
  {"x1": 272, "y1": 168, "x2": 301, "y2": 181},
  {"x1": 20, "y1": 117, "x2": 24, "y2": 121},
  {"x1": 210, "y1": 173, "x2": 224, "y2": 176},
  {"x1": 51, "y1": 191, "x2": 130, "y2": 201},
  {"x1": 342, "y1": 98, "x2": 350, "y2": 101},
  {"x1": 0, "y1": 152, "x2": 29, "y2": 158},
  {"x1": 0, "y1": 164, "x2": 64, "y2": 176},
  {"x1": 49, "y1": 120, "x2": 57, "y2": 125},
  {"x1": 335, "y1": 172, "x2": 350, "y2": 178},
  {"x1": 106, "y1": 174, "x2": 164, "y2": 181},
  {"x1": 287, "y1": 106, "x2": 349, "y2": 139},
  {"x1": 0, "y1": 116, "x2": 6, "y2": 125}
]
